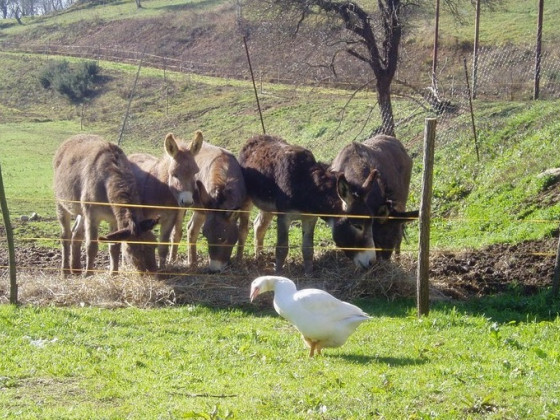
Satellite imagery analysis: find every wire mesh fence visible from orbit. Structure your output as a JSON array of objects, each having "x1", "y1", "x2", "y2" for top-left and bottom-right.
[{"x1": 1, "y1": 39, "x2": 560, "y2": 305}]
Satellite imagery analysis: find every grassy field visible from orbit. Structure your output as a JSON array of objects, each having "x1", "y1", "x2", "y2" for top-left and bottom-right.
[
  {"x1": 1, "y1": 297, "x2": 559, "y2": 419},
  {"x1": 1, "y1": 2, "x2": 560, "y2": 417}
]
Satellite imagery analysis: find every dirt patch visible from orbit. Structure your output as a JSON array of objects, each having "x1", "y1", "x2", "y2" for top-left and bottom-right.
[
  {"x1": 429, "y1": 239, "x2": 557, "y2": 299},
  {"x1": 1, "y1": 237, "x2": 557, "y2": 307}
]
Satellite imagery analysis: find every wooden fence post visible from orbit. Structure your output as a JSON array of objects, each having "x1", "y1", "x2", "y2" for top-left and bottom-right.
[
  {"x1": 0, "y1": 163, "x2": 18, "y2": 305},
  {"x1": 417, "y1": 118, "x2": 437, "y2": 316},
  {"x1": 552, "y1": 232, "x2": 560, "y2": 297},
  {"x1": 534, "y1": 0, "x2": 544, "y2": 100}
]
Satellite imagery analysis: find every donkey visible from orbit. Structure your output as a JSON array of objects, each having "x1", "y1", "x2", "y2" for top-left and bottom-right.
[
  {"x1": 330, "y1": 134, "x2": 417, "y2": 259},
  {"x1": 128, "y1": 131, "x2": 203, "y2": 269},
  {"x1": 53, "y1": 134, "x2": 159, "y2": 277},
  {"x1": 238, "y1": 134, "x2": 377, "y2": 275},
  {"x1": 169, "y1": 140, "x2": 248, "y2": 272}
]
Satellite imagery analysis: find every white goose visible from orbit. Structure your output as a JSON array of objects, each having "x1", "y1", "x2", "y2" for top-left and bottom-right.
[{"x1": 250, "y1": 275, "x2": 371, "y2": 357}]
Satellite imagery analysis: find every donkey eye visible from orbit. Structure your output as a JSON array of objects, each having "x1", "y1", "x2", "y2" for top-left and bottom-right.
[{"x1": 351, "y1": 222, "x2": 364, "y2": 232}]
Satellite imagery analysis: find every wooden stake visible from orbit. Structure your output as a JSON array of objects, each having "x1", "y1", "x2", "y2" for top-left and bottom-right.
[
  {"x1": 0, "y1": 163, "x2": 18, "y2": 305},
  {"x1": 417, "y1": 118, "x2": 437, "y2": 316}
]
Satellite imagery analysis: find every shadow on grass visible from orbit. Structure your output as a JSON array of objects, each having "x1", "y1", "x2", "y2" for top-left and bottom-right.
[
  {"x1": 434, "y1": 288, "x2": 560, "y2": 323},
  {"x1": 331, "y1": 353, "x2": 427, "y2": 366},
  {"x1": 151, "y1": 0, "x2": 222, "y2": 13}
]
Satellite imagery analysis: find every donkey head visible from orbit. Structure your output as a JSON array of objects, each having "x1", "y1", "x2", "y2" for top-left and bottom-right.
[
  {"x1": 196, "y1": 180, "x2": 240, "y2": 272},
  {"x1": 330, "y1": 170, "x2": 378, "y2": 269},
  {"x1": 99, "y1": 217, "x2": 159, "y2": 273},
  {"x1": 164, "y1": 131, "x2": 203, "y2": 207}
]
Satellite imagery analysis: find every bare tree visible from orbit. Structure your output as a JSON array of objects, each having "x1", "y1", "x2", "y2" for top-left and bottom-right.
[
  {"x1": 250, "y1": 0, "x2": 405, "y2": 136},
  {"x1": 0, "y1": 0, "x2": 8, "y2": 18},
  {"x1": 246, "y1": 1, "x2": 501, "y2": 136},
  {"x1": 14, "y1": 3, "x2": 22, "y2": 23},
  {"x1": 1, "y1": 0, "x2": 74, "y2": 17}
]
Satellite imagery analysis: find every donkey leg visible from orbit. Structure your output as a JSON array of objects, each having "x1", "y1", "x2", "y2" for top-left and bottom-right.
[
  {"x1": 83, "y1": 215, "x2": 99, "y2": 277},
  {"x1": 157, "y1": 215, "x2": 176, "y2": 270},
  {"x1": 394, "y1": 223, "x2": 405, "y2": 259},
  {"x1": 275, "y1": 213, "x2": 290, "y2": 273},
  {"x1": 70, "y1": 216, "x2": 84, "y2": 275},
  {"x1": 169, "y1": 210, "x2": 186, "y2": 263},
  {"x1": 236, "y1": 199, "x2": 252, "y2": 261},
  {"x1": 56, "y1": 205, "x2": 72, "y2": 277},
  {"x1": 109, "y1": 242, "x2": 121, "y2": 274},
  {"x1": 301, "y1": 216, "x2": 318, "y2": 275},
  {"x1": 254, "y1": 210, "x2": 273, "y2": 257},
  {"x1": 186, "y1": 211, "x2": 205, "y2": 268}
]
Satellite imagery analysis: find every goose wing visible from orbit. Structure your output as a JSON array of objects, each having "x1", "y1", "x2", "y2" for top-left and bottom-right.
[{"x1": 275, "y1": 288, "x2": 369, "y2": 340}]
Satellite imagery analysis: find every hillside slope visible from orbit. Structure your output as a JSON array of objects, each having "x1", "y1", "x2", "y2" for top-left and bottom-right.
[{"x1": 3, "y1": 0, "x2": 560, "y2": 96}]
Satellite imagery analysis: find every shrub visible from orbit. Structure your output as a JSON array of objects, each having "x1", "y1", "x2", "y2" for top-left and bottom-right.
[{"x1": 39, "y1": 60, "x2": 101, "y2": 104}]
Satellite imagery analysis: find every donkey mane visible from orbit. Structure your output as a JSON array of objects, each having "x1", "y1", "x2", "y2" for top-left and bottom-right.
[
  {"x1": 101, "y1": 145, "x2": 146, "y2": 233},
  {"x1": 307, "y1": 161, "x2": 342, "y2": 213},
  {"x1": 207, "y1": 155, "x2": 230, "y2": 203}
]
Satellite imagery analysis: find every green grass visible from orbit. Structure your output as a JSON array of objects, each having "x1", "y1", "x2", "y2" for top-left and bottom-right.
[
  {"x1": 1, "y1": 2, "x2": 560, "y2": 418},
  {"x1": 409, "y1": 0, "x2": 560, "y2": 48},
  {"x1": 420, "y1": 100, "x2": 560, "y2": 250},
  {"x1": 1, "y1": 297, "x2": 559, "y2": 419}
]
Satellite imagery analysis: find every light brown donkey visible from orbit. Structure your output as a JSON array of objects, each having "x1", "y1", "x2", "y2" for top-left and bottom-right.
[
  {"x1": 53, "y1": 134, "x2": 159, "y2": 277},
  {"x1": 170, "y1": 139, "x2": 247, "y2": 272},
  {"x1": 128, "y1": 131, "x2": 203, "y2": 269}
]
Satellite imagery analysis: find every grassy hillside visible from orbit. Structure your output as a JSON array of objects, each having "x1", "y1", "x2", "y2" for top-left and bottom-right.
[{"x1": 3, "y1": 0, "x2": 560, "y2": 93}]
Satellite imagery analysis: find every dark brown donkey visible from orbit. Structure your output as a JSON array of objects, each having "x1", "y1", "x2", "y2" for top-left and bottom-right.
[
  {"x1": 169, "y1": 140, "x2": 247, "y2": 272},
  {"x1": 53, "y1": 134, "x2": 159, "y2": 277},
  {"x1": 238, "y1": 134, "x2": 377, "y2": 275},
  {"x1": 128, "y1": 131, "x2": 203, "y2": 269},
  {"x1": 331, "y1": 134, "x2": 417, "y2": 259}
]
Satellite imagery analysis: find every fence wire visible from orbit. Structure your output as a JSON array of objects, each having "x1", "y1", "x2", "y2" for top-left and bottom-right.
[{"x1": 1, "y1": 41, "x2": 560, "y2": 285}]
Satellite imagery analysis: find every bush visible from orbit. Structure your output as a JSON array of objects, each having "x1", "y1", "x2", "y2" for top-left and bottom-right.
[{"x1": 39, "y1": 60, "x2": 101, "y2": 103}]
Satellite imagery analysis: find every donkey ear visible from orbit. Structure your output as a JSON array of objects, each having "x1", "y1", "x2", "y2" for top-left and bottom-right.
[
  {"x1": 362, "y1": 168, "x2": 379, "y2": 192},
  {"x1": 139, "y1": 216, "x2": 159, "y2": 232},
  {"x1": 164, "y1": 133, "x2": 179, "y2": 158},
  {"x1": 189, "y1": 130, "x2": 203, "y2": 156},
  {"x1": 336, "y1": 173, "x2": 355, "y2": 210},
  {"x1": 224, "y1": 209, "x2": 239, "y2": 221},
  {"x1": 391, "y1": 209, "x2": 419, "y2": 223},
  {"x1": 98, "y1": 228, "x2": 132, "y2": 243},
  {"x1": 376, "y1": 204, "x2": 391, "y2": 224}
]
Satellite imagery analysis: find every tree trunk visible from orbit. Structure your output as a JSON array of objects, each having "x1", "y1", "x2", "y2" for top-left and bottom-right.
[
  {"x1": 15, "y1": 7, "x2": 23, "y2": 25},
  {"x1": 376, "y1": 77, "x2": 395, "y2": 136},
  {"x1": 1, "y1": 1, "x2": 8, "y2": 19}
]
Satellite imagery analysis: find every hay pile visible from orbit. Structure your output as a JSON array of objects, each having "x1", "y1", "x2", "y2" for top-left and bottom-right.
[{"x1": 1, "y1": 250, "x2": 418, "y2": 308}]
